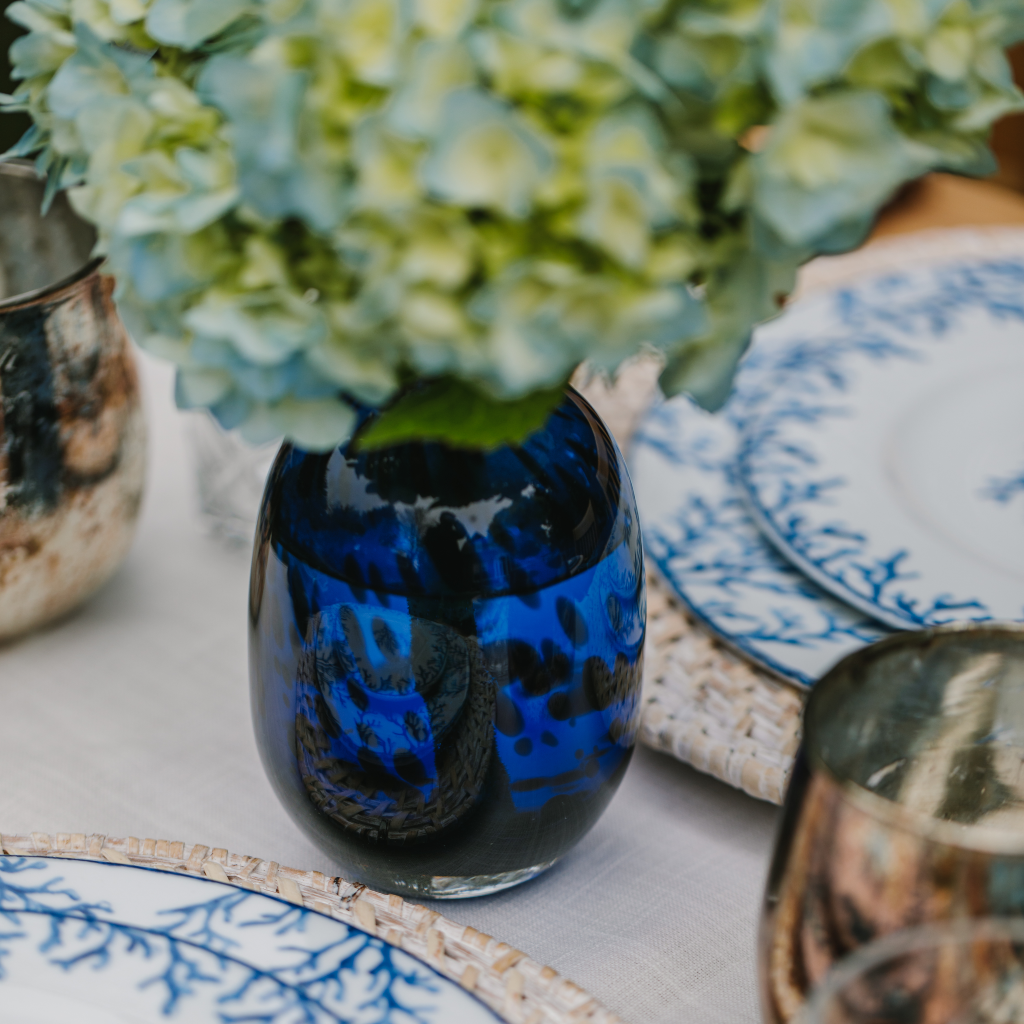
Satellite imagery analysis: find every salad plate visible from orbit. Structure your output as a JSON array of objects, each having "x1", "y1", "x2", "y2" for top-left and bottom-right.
[
  {"x1": 0, "y1": 854, "x2": 500, "y2": 1023},
  {"x1": 631, "y1": 393, "x2": 889, "y2": 689},
  {"x1": 736, "y1": 257, "x2": 1024, "y2": 630}
]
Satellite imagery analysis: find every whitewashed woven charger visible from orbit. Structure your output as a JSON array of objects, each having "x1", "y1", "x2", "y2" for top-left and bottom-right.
[
  {"x1": 0, "y1": 832, "x2": 618, "y2": 1024},
  {"x1": 578, "y1": 227, "x2": 1024, "y2": 805}
]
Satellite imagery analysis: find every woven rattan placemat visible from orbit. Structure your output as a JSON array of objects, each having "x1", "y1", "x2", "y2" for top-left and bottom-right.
[
  {"x1": 0, "y1": 831, "x2": 619, "y2": 1024},
  {"x1": 578, "y1": 227, "x2": 1024, "y2": 805}
]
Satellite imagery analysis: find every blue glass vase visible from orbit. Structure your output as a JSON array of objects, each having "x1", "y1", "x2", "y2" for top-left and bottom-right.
[{"x1": 249, "y1": 388, "x2": 645, "y2": 897}]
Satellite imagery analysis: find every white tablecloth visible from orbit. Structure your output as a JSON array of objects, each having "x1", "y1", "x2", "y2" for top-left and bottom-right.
[{"x1": 0, "y1": 354, "x2": 781, "y2": 1024}]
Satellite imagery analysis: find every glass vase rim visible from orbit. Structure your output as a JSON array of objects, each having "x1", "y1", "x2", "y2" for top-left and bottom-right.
[
  {"x1": 804, "y1": 620, "x2": 1024, "y2": 856},
  {"x1": 0, "y1": 160, "x2": 104, "y2": 313},
  {"x1": 266, "y1": 384, "x2": 635, "y2": 601}
]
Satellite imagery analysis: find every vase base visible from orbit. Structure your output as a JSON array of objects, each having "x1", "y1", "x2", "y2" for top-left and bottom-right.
[{"x1": 391, "y1": 860, "x2": 559, "y2": 899}]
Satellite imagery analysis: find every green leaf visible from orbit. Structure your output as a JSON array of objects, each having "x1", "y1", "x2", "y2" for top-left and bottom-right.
[{"x1": 359, "y1": 378, "x2": 565, "y2": 450}]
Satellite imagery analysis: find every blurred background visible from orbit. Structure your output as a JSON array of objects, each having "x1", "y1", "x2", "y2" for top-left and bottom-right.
[
  {"x1": 0, "y1": 1, "x2": 26, "y2": 154},
  {"x1": 994, "y1": 45, "x2": 1024, "y2": 193}
]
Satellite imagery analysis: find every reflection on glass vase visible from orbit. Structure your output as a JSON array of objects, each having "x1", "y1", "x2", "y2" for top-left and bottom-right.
[
  {"x1": 188, "y1": 411, "x2": 280, "y2": 546},
  {"x1": 249, "y1": 388, "x2": 645, "y2": 898}
]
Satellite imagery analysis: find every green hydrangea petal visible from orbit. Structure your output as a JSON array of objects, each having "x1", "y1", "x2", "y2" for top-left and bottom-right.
[
  {"x1": 421, "y1": 89, "x2": 551, "y2": 217},
  {"x1": 9, "y1": 30, "x2": 75, "y2": 78},
  {"x1": 661, "y1": 250, "x2": 798, "y2": 408},
  {"x1": 766, "y1": 0, "x2": 893, "y2": 103},
  {"x1": 145, "y1": 0, "x2": 252, "y2": 48},
  {"x1": 240, "y1": 396, "x2": 356, "y2": 450},
  {"x1": 387, "y1": 39, "x2": 475, "y2": 138},
  {"x1": 753, "y1": 91, "x2": 919, "y2": 246},
  {"x1": 176, "y1": 366, "x2": 234, "y2": 407}
]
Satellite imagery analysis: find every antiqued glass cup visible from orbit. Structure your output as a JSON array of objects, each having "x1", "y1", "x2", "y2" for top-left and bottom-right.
[
  {"x1": 761, "y1": 624, "x2": 1024, "y2": 1024},
  {"x1": 801, "y1": 919, "x2": 1024, "y2": 1024},
  {"x1": 0, "y1": 162, "x2": 145, "y2": 639},
  {"x1": 249, "y1": 388, "x2": 645, "y2": 897}
]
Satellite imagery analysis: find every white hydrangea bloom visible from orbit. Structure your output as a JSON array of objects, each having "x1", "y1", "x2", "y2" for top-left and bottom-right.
[{"x1": 3, "y1": 0, "x2": 1021, "y2": 448}]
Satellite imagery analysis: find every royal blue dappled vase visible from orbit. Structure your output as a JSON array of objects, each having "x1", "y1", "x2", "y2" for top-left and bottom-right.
[{"x1": 249, "y1": 388, "x2": 645, "y2": 897}]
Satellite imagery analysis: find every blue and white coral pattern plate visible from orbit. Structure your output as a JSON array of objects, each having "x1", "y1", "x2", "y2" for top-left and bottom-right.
[
  {"x1": 630, "y1": 392, "x2": 890, "y2": 689},
  {"x1": 737, "y1": 257, "x2": 1024, "y2": 630},
  {"x1": 0, "y1": 855, "x2": 500, "y2": 1023}
]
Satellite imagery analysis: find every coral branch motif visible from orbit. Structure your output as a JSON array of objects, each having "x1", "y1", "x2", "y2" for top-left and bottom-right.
[
  {"x1": 631, "y1": 388, "x2": 889, "y2": 688},
  {"x1": 982, "y1": 468, "x2": 1024, "y2": 509},
  {"x1": 0, "y1": 857, "x2": 491, "y2": 1023},
  {"x1": 736, "y1": 258, "x2": 1024, "y2": 629}
]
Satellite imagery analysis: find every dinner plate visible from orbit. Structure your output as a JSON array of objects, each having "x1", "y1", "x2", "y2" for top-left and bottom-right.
[
  {"x1": 0, "y1": 854, "x2": 500, "y2": 1023},
  {"x1": 737, "y1": 256, "x2": 1024, "y2": 630},
  {"x1": 631, "y1": 393, "x2": 890, "y2": 688}
]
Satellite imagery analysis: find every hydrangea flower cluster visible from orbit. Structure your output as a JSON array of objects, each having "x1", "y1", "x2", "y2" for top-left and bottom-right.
[{"x1": 4, "y1": 0, "x2": 1022, "y2": 449}]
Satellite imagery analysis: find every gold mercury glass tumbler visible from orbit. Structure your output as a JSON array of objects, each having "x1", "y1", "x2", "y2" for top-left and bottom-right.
[
  {"x1": 759, "y1": 623, "x2": 1024, "y2": 1024},
  {"x1": 799, "y1": 919, "x2": 1024, "y2": 1024}
]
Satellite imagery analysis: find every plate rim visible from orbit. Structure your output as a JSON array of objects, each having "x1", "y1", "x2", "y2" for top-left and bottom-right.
[
  {"x1": 737, "y1": 471, "x2": 922, "y2": 633},
  {"x1": 0, "y1": 832, "x2": 619, "y2": 1024},
  {"x1": 631, "y1": 394, "x2": 890, "y2": 688},
  {"x1": 0, "y1": 852, "x2": 505, "y2": 1024},
  {"x1": 643, "y1": 542, "x2": 812, "y2": 688},
  {"x1": 734, "y1": 255, "x2": 1024, "y2": 630}
]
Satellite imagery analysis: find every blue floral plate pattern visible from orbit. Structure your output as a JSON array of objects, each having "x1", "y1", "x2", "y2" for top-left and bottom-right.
[
  {"x1": 631, "y1": 392, "x2": 890, "y2": 689},
  {"x1": 0, "y1": 855, "x2": 500, "y2": 1023},
  {"x1": 737, "y1": 258, "x2": 1024, "y2": 630}
]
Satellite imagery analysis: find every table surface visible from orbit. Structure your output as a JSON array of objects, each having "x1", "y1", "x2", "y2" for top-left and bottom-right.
[{"x1": 0, "y1": 352, "x2": 780, "y2": 1024}]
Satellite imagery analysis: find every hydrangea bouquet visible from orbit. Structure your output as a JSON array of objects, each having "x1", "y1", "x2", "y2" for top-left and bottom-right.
[{"x1": 4, "y1": 0, "x2": 1022, "y2": 450}]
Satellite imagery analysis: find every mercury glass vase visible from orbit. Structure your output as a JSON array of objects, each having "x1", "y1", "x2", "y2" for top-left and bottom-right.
[
  {"x1": 249, "y1": 388, "x2": 645, "y2": 897},
  {"x1": 0, "y1": 162, "x2": 145, "y2": 640}
]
